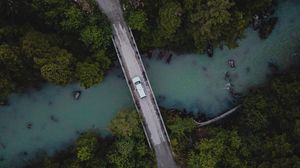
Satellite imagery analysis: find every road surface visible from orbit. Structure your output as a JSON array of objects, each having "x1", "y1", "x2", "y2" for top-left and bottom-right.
[{"x1": 96, "y1": 0, "x2": 178, "y2": 167}]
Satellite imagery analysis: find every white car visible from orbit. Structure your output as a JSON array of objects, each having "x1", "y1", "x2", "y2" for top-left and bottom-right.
[{"x1": 132, "y1": 76, "x2": 146, "y2": 99}]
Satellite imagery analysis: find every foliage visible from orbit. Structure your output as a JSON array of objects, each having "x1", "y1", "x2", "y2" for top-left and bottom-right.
[
  {"x1": 158, "y1": 1, "x2": 182, "y2": 40},
  {"x1": 122, "y1": 0, "x2": 273, "y2": 52},
  {"x1": 0, "y1": 0, "x2": 113, "y2": 97},
  {"x1": 108, "y1": 109, "x2": 154, "y2": 168},
  {"x1": 40, "y1": 63, "x2": 72, "y2": 85},
  {"x1": 75, "y1": 131, "x2": 98, "y2": 161},
  {"x1": 60, "y1": 6, "x2": 85, "y2": 32},
  {"x1": 127, "y1": 10, "x2": 147, "y2": 32},
  {"x1": 31, "y1": 109, "x2": 154, "y2": 168},
  {"x1": 160, "y1": 71, "x2": 300, "y2": 167},
  {"x1": 186, "y1": 0, "x2": 234, "y2": 51},
  {"x1": 187, "y1": 128, "x2": 246, "y2": 168},
  {"x1": 109, "y1": 109, "x2": 142, "y2": 138},
  {"x1": 0, "y1": 76, "x2": 15, "y2": 97},
  {"x1": 75, "y1": 62, "x2": 104, "y2": 89}
]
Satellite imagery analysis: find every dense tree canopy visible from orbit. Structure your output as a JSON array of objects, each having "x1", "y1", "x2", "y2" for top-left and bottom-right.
[
  {"x1": 75, "y1": 62, "x2": 104, "y2": 88},
  {"x1": 32, "y1": 109, "x2": 154, "y2": 168},
  {"x1": 127, "y1": 10, "x2": 147, "y2": 32},
  {"x1": 75, "y1": 131, "x2": 98, "y2": 161},
  {"x1": 109, "y1": 109, "x2": 142, "y2": 138},
  {"x1": 123, "y1": 0, "x2": 273, "y2": 52},
  {"x1": 40, "y1": 63, "x2": 72, "y2": 85},
  {"x1": 0, "y1": 0, "x2": 113, "y2": 97},
  {"x1": 157, "y1": 0, "x2": 182, "y2": 41},
  {"x1": 170, "y1": 70, "x2": 300, "y2": 167}
]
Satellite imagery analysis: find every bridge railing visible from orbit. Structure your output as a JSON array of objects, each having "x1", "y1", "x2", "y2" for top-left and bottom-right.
[
  {"x1": 112, "y1": 35, "x2": 153, "y2": 149},
  {"x1": 127, "y1": 27, "x2": 171, "y2": 144}
]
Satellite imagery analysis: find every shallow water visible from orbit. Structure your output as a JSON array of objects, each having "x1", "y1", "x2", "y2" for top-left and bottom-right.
[{"x1": 1, "y1": 0, "x2": 300, "y2": 167}]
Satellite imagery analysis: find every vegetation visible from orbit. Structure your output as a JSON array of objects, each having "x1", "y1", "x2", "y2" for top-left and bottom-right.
[
  {"x1": 0, "y1": 0, "x2": 113, "y2": 98},
  {"x1": 26, "y1": 69, "x2": 300, "y2": 168},
  {"x1": 30, "y1": 109, "x2": 154, "y2": 168},
  {"x1": 122, "y1": 0, "x2": 274, "y2": 52},
  {"x1": 168, "y1": 70, "x2": 300, "y2": 167}
]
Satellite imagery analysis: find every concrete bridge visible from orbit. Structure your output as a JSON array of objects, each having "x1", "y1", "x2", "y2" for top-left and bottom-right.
[{"x1": 96, "y1": 0, "x2": 178, "y2": 167}]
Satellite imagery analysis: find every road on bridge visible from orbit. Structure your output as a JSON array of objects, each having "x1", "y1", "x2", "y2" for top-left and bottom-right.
[{"x1": 96, "y1": 0, "x2": 178, "y2": 167}]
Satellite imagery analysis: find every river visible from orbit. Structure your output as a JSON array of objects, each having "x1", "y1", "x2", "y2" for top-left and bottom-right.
[{"x1": 0, "y1": 0, "x2": 300, "y2": 167}]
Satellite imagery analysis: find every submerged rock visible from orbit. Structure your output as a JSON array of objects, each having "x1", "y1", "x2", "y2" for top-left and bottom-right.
[
  {"x1": 22, "y1": 151, "x2": 28, "y2": 156},
  {"x1": 246, "y1": 67, "x2": 251, "y2": 73},
  {"x1": 206, "y1": 44, "x2": 214, "y2": 57},
  {"x1": 0, "y1": 143, "x2": 6, "y2": 149},
  {"x1": 224, "y1": 71, "x2": 230, "y2": 81},
  {"x1": 73, "y1": 91, "x2": 81, "y2": 100},
  {"x1": 26, "y1": 122, "x2": 32, "y2": 129},
  {"x1": 147, "y1": 50, "x2": 153, "y2": 59},
  {"x1": 158, "y1": 51, "x2": 164, "y2": 60},
  {"x1": 252, "y1": 14, "x2": 262, "y2": 30},
  {"x1": 268, "y1": 61, "x2": 279, "y2": 73},
  {"x1": 166, "y1": 53, "x2": 173, "y2": 64},
  {"x1": 0, "y1": 99, "x2": 9, "y2": 106},
  {"x1": 259, "y1": 17, "x2": 278, "y2": 39},
  {"x1": 228, "y1": 59, "x2": 236, "y2": 68},
  {"x1": 50, "y1": 115, "x2": 59, "y2": 122}
]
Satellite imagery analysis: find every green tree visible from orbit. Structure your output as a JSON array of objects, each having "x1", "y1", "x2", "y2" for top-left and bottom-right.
[
  {"x1": 187, "y1": 128, "x2": 246, "y2": 168},
  {"x1": 107, "y1": 109, "x2": 154, "y2": 168},
  {"x1": 0, "y1": 44, "x2": 22, "y2": 70},
  {"x1": 93, "y1": 50, "x2": 112, "y2": 70},
  {"x1": 167, "y1": 115, "x2": 196, "y2": 138},
  {"x1": 109, "y1": 109, "x2": 142, "y2": 138},
  {"x1": 40, "y1": 63, "x2": 72, "y2": 85},
  {"x1": 22, "y1": 31, "x2": 51, "y2": 59},
  {"x1": 239, "y1": 91, "x2": 269, "y2": 133},
  {"x1": 80, "y1": 25, "x2": 111, "y2": 51},
  {"x1": 186, "y1": 0, "x2": 234, "y2": 51},
  {"x1": 32, "y1": 0, "x2": 68, "y2": 27},
  {"x1": 75, "y1": 131, "x2": 98, "y2": 161},
  {"x1": 34, "y1": 47, "x2": 73, "y2": 67},
  {"x1": 60, "y1": 6, "x2": 85, "y2": 31},
  {"x1": 75, "y1": 62, "x2": 104, "y2": 88},
  {"x1": 158, "y1": 0, "x2": 182, "y2": 39},
  {"x1": 107, "y1": 139, "x2": 135, "y2": 168},
  {"x1": 0, "y1": 75, "x2": 15, "y2": 97},
  {"x1": 128, "y1": 10, "x2": 147, "y2": 32},
  {"x1": 41, "y1": 158, "x2": 60, "y2": 168}
]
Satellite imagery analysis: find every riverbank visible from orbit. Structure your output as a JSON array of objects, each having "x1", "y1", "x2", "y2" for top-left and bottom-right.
[{"x1": 21, "y1": 67, "x2": 300, "y2": 167}]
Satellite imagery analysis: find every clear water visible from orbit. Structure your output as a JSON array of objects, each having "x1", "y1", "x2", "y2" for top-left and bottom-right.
[{"x1": 0, "y1": 0, "x2": 300, "y2": 167}]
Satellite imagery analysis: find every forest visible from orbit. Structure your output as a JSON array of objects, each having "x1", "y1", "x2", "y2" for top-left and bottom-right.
[
  {"x1": 0, "y1": 0, "x2": 277, "y2": 99},
  {"x1": 122, "y1": 0, "x2": 276, "y2": 52},
  {"x1": 0, "y1": 0, "x2": 113, "y2": 99},
  {"x1": 1, "y1": 0, "x2": 299, "y2": 167},
  {"x1": 28, "y1": 69, "x2": 300, "y2": 168}
]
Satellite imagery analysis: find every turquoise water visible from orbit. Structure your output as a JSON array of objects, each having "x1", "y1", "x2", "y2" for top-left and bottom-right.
[{"x1": 1, "y1": 0, "x2": 300, "y2": 167}]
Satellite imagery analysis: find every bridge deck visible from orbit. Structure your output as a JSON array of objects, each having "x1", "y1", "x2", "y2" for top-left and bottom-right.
[{"x1": 112, "y1": 22, "x2": 177, "y2": 168}]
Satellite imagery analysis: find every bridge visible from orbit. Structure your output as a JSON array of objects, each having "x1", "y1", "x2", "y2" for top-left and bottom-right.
[{"x1": 96, "y1": 0, "x2": 178, "y2": 167}]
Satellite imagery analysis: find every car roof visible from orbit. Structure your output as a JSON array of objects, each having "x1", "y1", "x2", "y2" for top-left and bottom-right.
[{"x1": 132, "y1": 76, "x2": 141, "y2": 83}]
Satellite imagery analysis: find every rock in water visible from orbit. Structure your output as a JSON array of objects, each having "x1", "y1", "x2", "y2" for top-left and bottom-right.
[
  {"x1": 0, "y1": 99, "x2": 9, "y2": 106},
  {"x1": 73, "y1": 91, "x2": 82, "y2": 100},
  {"x1": 206, "y1": 44, "x2": 214, "y2": 57},
  {"x1": 228, "y1": 59, "x2": 236, "y2": 68},
  {"x1": 26, "y1": 122, "x2": 32, "y2": 129},
  {"x1": 259, "y1": 17, "x2": 278, "y2": 39},
  {"x1": 252, "y1": 14, "x2": 261, "y2": 30},
  {"x1": 166, "y1": 53, "x2": 173, "y2": 64}
]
